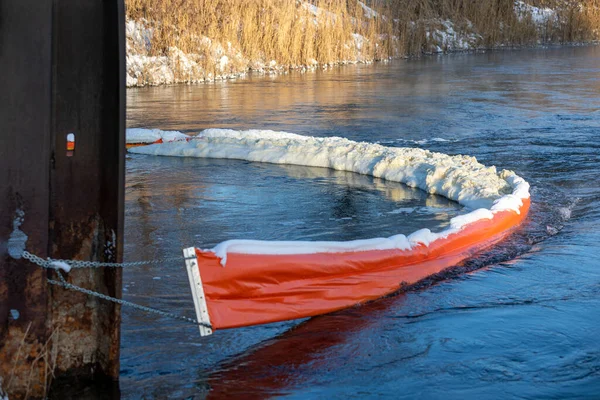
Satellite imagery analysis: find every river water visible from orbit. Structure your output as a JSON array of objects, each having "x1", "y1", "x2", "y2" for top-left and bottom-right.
[{"x1": 122, "y1": 46, "x2": 600, "y2": 399}]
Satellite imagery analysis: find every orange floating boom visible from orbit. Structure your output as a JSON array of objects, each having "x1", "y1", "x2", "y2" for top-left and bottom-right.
[
  {"x1": 125, "y1": 138, "x2": 163, "y2": 149},
  {"x1": 185, "y1": 198, "x2": 530, "y2": 335}
]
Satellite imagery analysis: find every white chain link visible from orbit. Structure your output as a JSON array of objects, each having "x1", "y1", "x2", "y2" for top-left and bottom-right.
[
  {"x1": 22, "y1": 250, "x2": 212, "y2": 330},
  {"x1": 23, "y1": 250, "x2": 183, "y2": 268}
]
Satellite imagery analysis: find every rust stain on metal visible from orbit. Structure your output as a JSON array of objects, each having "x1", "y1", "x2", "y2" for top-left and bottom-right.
[{"x1": 49, "y1": 223, "x2": 123, "y2": 377}]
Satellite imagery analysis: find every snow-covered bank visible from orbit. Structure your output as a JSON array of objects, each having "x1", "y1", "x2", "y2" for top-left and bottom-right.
[
  {"x1": 423, "y1": 19, "x2": 482, "y2": 53},
  {"x1": 129, "y1": 129, "x2": 530, "y2": 264},
  {"x1": 125, "y1": 16, "x2": 378, "y2": 87},
  {"x1": 126, "y1": 20, "x2": 251, "y2": 86},
  {"x1": 515, "y1": 0, "x2": 557, "y2": 24},
  {"x1": 124, "y1": 16, "x2": 471, "y2": 87},
  {"x1": 125, "y1": 1, "x2": 598, "y2": 87}
]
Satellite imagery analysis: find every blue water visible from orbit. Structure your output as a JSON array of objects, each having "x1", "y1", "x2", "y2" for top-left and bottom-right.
[{"x1": 123, "y1": 45, "x2": 600, "y2": 399}]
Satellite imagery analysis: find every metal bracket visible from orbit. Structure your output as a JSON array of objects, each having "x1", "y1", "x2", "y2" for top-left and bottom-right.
[{"x1": 183, "y1": 247, "x2": 213, "y2": 336}]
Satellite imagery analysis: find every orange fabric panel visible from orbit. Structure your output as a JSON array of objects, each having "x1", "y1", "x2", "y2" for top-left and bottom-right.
[{"x1": 195, "y1": 199, "x2": 530, "y2": 330}]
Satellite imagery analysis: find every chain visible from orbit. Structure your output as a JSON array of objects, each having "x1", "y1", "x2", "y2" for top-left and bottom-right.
[
  {"x1": 48, "y1": 272, "x2": 211, "y2": 328},
  {"x1": 22, "y1": 250, "x2": 212, "y2": 330},
  {"x1": 23, "y1": 250, "x2": 183, "y2": 268}
]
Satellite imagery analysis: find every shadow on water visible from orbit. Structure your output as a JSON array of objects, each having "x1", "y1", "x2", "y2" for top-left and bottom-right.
[{"x1": 207, "y1": 297, "x2": 400, "y2": 399}]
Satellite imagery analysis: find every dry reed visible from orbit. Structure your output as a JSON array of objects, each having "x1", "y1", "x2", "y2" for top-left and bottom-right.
[
  {"x1": 125, "y1": 0, "x2": 599, "y2": 84},
  {"x1": 5, "y1": 323, "x2": 59, "y2": 399}
]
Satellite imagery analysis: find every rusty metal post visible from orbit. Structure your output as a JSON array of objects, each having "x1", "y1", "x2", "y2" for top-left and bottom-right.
[
  {"x1": 0, "y1": 0, "x2": 125, "y2": 398},
  {"x1": 48, "y1": 0, "x2": 125, "y2": 385},
  {"x1": 0, "y1": 1, "x2": 54, "y2": 398}
]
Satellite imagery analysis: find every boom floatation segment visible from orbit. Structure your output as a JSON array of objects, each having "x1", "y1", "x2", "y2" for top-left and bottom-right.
[{"x1": 140, "y1": 129, "x2": 530, "y2": 335}]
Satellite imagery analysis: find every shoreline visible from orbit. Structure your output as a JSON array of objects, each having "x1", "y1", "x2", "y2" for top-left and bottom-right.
[{"x1": 126, "y1": 41, "x2": 599, "y2": 89}]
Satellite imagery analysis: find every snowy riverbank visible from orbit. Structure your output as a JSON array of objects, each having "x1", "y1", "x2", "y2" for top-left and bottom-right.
[{"x1": 126, "y1": 1, "x2": 584, "y2": 87}]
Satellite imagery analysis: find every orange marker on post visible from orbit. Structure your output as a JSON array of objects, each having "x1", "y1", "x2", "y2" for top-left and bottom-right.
[{"x1": 66, "y1": 133, "x2": 75, "y2": 156}]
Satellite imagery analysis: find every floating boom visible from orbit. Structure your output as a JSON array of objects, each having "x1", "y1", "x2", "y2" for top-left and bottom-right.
[{"x1": 129, "y1": 129, "x2": 531, "y2": 335}]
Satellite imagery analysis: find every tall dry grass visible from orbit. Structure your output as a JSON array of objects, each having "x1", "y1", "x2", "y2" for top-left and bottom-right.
[
  {"x1": 125, "y1": 0, "x2": 600, "y2": 83},
  {"x1": 529, "y1": 0, "x2": 600, "y2": 42},
  {"x1": 126, "y1": 0, "x2": 383, "y2": 67}
]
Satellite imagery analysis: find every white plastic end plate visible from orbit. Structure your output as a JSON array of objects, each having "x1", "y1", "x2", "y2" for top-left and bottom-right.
[{"x1": 183, "y1": 247, "x2": 213, "y2": 336}]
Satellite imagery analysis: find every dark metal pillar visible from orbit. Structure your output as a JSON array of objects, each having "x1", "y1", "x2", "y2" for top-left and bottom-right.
[
  {"x1": 0, "y1": 1, "x2": 54, "y2": 398},
  {"x1": 0, "y1": 0, "x2": 125, "y2": 398},
  {"x1": 48, "y1": 0, "x2": 125, "y2": 383}
]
